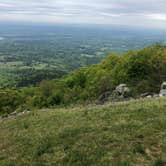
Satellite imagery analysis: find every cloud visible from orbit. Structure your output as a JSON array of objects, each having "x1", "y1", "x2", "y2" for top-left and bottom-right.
[
  {"x1": 0, "y1": 0, "x2": 166, "y2": 28},
  {"x1": 147, "y1": 13, "x2": 166, "y2": 20}
]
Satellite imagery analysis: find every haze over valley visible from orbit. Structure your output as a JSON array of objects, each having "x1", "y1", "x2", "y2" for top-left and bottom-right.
[{"x1": 0, "y1": 23, "x2": 166, "y2": 87}]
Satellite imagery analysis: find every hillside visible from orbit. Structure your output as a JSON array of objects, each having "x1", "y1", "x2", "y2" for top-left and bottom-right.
[
  {"x1": 1, "y1": 97, "x2": 166, "y2": 165},
  {"x1": 0, "y1": 44, "x2": 166, "y2": 115}
]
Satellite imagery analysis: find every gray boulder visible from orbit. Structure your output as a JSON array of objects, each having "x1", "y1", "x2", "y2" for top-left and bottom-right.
[
  {"x1": 160, "y1": 82, "x2": 166, "y2": 97},
  {"x1": 140, "y1": 92, "x2": 156, "y2": 98},
  {"x1": 113, "y1": 84, "x2": 130, "y2": 98},
  {"x1": 96, "y1": 84, "x2": 131, "y2": 104},
  {"x1": 9, "y1": 111, "x2": 17, "y2": 116}
]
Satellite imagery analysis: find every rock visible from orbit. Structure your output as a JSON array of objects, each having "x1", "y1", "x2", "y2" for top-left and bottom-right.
[
  {"x1": 140, "y1": 92, "x2": 159, "y2": 98},
  {"x1": 159, "y1": 82, "x2": 166, "y2": 97},
  {"x1": 9, "y1": 111, "x2": 17, "y2": 116},
  {"x1": 97, "y1": 84, "x2": 131, "y2": 104},
  {"x1": 114, "y1": 84, "x2": 130, "y2": 98},
  {"x1": 20, "y1": 109, "x2": 32, "y2": 115},
  {"x1": 140, "y1": 92, "x2": 152, "y2": 98},
  {"x1": 97, "y1": 91, "x2": 111, "y2": 104},
  {"x1": 153, "y1": 94, "x2": 159, "y2": 98},
  {"x1": 1, "y1": 114, "x2": 8, "y2": 119},
  {"x1": 24, "y1": 109, "x2": 32, "y2": 113}
]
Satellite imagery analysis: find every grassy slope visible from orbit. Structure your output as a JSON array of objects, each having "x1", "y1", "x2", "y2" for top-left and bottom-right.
[{"x1": 0, "y1": 97, "x2": 166, "y2": 166}]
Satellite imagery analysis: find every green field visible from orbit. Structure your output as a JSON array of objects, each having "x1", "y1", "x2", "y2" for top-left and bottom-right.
[{"x1": 1, "y1": 97, "x2": 166, "y2": 165}]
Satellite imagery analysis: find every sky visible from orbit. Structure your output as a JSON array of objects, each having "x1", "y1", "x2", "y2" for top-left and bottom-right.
[{"x1": 0, "y1": 0, "x2": 166, "y2": 28}]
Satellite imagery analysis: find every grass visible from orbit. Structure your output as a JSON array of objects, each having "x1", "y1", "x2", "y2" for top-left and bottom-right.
[{"x1": 0, "y1": 97, "x2": 166, "y2": 165}]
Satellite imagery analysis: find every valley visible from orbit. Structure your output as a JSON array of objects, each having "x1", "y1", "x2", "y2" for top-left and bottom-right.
[{"x1": 0, "y1": 24, "x2": 166, "y2": 88}]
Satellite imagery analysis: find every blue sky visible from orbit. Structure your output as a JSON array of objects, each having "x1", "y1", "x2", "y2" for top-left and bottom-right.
[{"x1": 0, "y1": 0, "x2": 166, "y2": 28}]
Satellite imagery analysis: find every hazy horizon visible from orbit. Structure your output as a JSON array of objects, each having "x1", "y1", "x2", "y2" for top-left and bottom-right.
[
  {"x1": 0, "y1": 0, "x2": 166, "y2": 29},
  {"x1": 1, "y1": 21, "x2": 166, "y2": 32}
]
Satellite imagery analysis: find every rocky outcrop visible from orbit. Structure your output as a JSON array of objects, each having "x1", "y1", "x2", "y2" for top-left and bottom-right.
[
  {"x1": 113, "y1": 84, "x2": 130, "y2": 98},
  {"x1": 97, "y1": 84, "x2": 131, "y2": 104},
  {"x1": 0, "y1": 109, "x2": 32, "y2": 120},
  {"x1": 160, "y1": 82, "x2": 166, "y2": 97}
]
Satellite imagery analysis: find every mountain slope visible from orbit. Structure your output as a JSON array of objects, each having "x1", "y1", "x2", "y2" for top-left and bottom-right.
[
  {"x1": 0, "y1": 44, "x2": 166, "y2": 115},
  {"x1": 1, "y1": 97, "x2": 166, "y2": 165}
]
